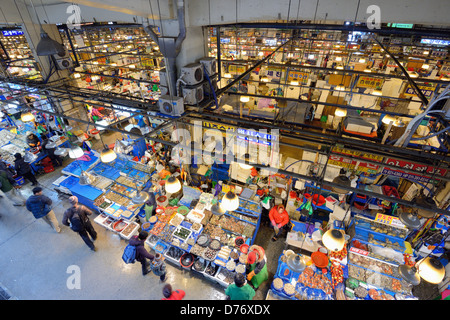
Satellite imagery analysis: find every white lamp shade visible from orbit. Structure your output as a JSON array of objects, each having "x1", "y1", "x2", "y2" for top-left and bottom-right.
[
  {"x1": 335, "y1": 107, "x2": 347, "y2": 117},
  {"x1": 240, "y1": 96, "x2": 250, "y2": 103},
  {"x1": 322, "y1": 229, "x2": 345, "y2": 252},
  {"x1": 417, "y1": 257, "x2": 446, "y2": 284},
  {"x1": 221, "y1": 191, "x2": 239, "y2": 211},
  {"x1": 100, "y1": 148, "x2": 117, "y2": 163},
  {"x1": 21, "y1": 112, "x2": 35, "y2": 122},
  {"x1": 382, "y1": 115, "x2": 396, "y2": 125},
  {"x1": 68, "y1": 146, "x2": 84, "y2": 159},
  {"x1": 165, "y1": 176, "x2": 181, "y2": 193}
]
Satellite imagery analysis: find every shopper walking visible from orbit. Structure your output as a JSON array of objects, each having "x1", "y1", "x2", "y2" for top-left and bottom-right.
[
  {"x1": 26, "y1": 186, "x2": 61, "y2": 233},
  {"x1": 129, "y1": 230, "x2": 155, "y2": 276},
  {"x1": 62, "y1": 196, "x2": 97, "y2": 251},
  {"x1": 225, "y1": 273, "x2": 256, "y2": 300},
  {"x1": 14, "y1": 153, "x2": 38, "y2": 186},
  {"x1": 162, "y1": 284, "x2": 185, "y2": 300},
  {"x1": 0, "y1": 168, "x2": 26, "y2": 208}
]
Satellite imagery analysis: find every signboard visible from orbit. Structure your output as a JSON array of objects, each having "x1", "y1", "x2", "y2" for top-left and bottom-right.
[
  {"x1": 387, "y1": 23, "x2": 414, "y2": 29},
  {"x1": 332, "y1": 146, "x2": 384, "y2": 163},
  {"x1": 420, "y1": 39, "x2": 450, "y2": 46},
  {"x1": 227, "y1": 64, "x2": 247, "y2": 74},
  {"x1": 2, "y1": 30, "x2": 24, "y2": 37},
  {"x1": 287, "y1": 70, "x2": 309, "y2": 84},
  {"x1": 356, "y1": 76, "x2": 384, "y2": 89},
  {"x1": 203, "y1": 121, "x2": 235, "y2": 132},
  {"x1": 328, "y1": 155, "x2": 380, "y2": 174},
  {"x1": 382, "y1": 158, "x2": 447, "y2": 183},
  {"x1": 375, "y1": 213, "x2": 404, "y2": 228},
  {"x1": 236, "y1": 128, "x2": 277, "y2": 146},
  {"x1": 266, "y1": 66, "x2": 283, "y2": 79},
  {"x1": 404, "y1": 84, "x2": 436, "y2": 98}
]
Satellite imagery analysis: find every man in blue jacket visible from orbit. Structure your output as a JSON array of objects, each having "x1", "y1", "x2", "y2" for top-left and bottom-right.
[{"x1": 26, "y1": 186, "x2": 61, "y2": 233}]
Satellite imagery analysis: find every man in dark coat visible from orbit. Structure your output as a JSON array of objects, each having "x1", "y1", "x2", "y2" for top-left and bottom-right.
[
  {"x1": 62, "y1": 196, "x2": 97, "y2": 251},
  {"x1": 26, "y1": 186, "x2": 61, "y2": 232},
  {"x1": 14, "y1": 153, "x2": 38, "y2": 186},
  {"x1": 129, "y1": 231, "x2": 155, "y2": 276}
]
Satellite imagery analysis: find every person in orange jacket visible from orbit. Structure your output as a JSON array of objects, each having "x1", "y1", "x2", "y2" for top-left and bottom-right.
[{"x1": 269, "y1": 204, "x2": 292, "y2": 241}]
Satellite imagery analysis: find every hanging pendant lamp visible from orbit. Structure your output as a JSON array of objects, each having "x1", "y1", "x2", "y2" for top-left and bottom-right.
[
  {"x1": 398, "y1": 209, "x2": 422, "y2": 229},
  {"x1": 21, "y1": 111, "x2": 35, "y2": 122},
  {"x1": 221, "y1": 191, "x2": 239, "y2": 211},
  {"x1": 54, "y1": 147, "x2": 68, "y2": 157},
  {"x1": 23, "y1": 151, "x2": 38, "y2": 163},
  {"x1": 286, "y1": 254, "x2": 306, "y2": 273},
  {"x1": 100, "y1": 147, "x2": 117, "y2": 163},
  {"x1": 132, "y1": 190, "x2": 150, "y2": 205},
  {"x1": 416, "y1": 257, "x2": 446, "y2": 284},
  {"x1": 398, "y1": 265, "x2": 421, "y2": 286},
  {"x1": 165, "y1": 176, "x2": 181, "y2": 194},
  {"x1": 238, "y1": 153, "x2": 252, "y2": 170},
  {"x1": 322, "y1": 229, "x2": 345, "y2": 252},
  {"x1": 68, "y1": 145, "x2": 84, "y2": 159},
  {"x1": 331, "y1": 174, "x2": 351, "y2": 194},
  {"x1": 45, "y1": 140, "x2": 57, "y2": 149},
  {"x1": 414, "y1": 194, "x2": 437, "y2": 218},
  {"x1": 79, "y1": 171, "x2": 94, "y2": 185}
]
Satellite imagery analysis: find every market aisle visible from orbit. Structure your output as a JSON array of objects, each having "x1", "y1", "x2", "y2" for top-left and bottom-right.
[{"x1": 0, "y1": 165, "x2": 227, "y2": 300}]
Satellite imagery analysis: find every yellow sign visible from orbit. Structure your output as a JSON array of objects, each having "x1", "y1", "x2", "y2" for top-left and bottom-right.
[
  {"x1": 228, "y1": 64, "x2": 247, "y2": 74},
  {"x1": 287, "y1": 71, "x2": 309, "y2": 84},
  {"x1": 356, "y1": 76, "x2": 384, "y2": 89},
  {"x1": 332, "y1": 146, "x2": 384, "y2": 162},
  {"x1": 203, "y1": 121, "x2": 235, "y2": 137},
  {"x1": 404, "y1": 83, "x2": 436, "y2": 98}
]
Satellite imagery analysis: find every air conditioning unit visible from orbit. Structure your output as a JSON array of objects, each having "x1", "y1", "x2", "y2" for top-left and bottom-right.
[
  {"x1": 52, "y1": 49, "x2": 73, "y2": 70},
  {"x1": 158, "y1": 95, "x2": 184, "y2": 116},
  {"x1": 181, "y1": 63, "x2": 204, "y2": 85},
  {"x1": 203, "y1": 74, "x2": 218, "y2": 97},
  {"x1": 199, "y1": 57, "x2": 217, "y2": 76},
  {"x1": 159, "y1": 68, "x2": 168, "y2": 87},
  {"x1": 182, "y1": 84, "x2": 204, "y2": 105}
]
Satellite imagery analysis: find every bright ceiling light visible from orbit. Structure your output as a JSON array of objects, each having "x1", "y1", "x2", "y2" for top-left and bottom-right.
[
  {"x1": 372, "y1": 88, "x2": 382, "y2": 96},
  {"x1": 322, "y1": 229, "x2": 346, "y2": 252},
  {"x1": 240, "y1": 96, "x2": 250, "y2": 103},
  {"x1": 359, "y1": 58, "x2": 366, "y2": 63},
  {"x1": 422, "y1": 64, "x2": 429, "y2": 69},
  {"x1": 334, "y1": 107, "x2": 347, "y2": 117},
  {"x1": 290, "y1": 80, "x2": 299, "y2": 86},
  {"x1": 68, "y1": 146, "x2": 84, "y2": 159},
  {"x1": 335, "y1": 56, "x2": 342, "y2": 61},
  {"x1": 364, "y1": 67, "x2": 372, "y2": 73},
  {"x1": 416, "y1": 257, "x2": 446, "y2": 284},
  {"x1": 21, "y1": 112, "x2": 35, "y2": 122},
  {"x1": 223, "y1": 73, "x2": 232, "y2": 78},
  {"x1": 260, "y1": 76, "x2": 269, "y2": 82},
  {"x1": 100, "y1": 147, "x2": 117, "y2": 163},
  {"x1": 336, "y1": 65, "x2": 344, "y2": 70},
  {"x1": 382, "y1": 114, "x2": 396, "y2": 125},
  {"x1": 165, "y1": 176, "x2": 181, "y2": 194},
  {"x1": 221, "y1": 191, "x2": 239, "y2": 211},
  {"x1": 408, "y1": 71, "x2": 419, "y2": 78}
]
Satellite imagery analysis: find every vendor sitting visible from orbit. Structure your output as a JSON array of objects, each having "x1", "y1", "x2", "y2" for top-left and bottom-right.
[
  {"x1": 246, "y1": 245, "x2": 269, "y2": 290},
  {"x1": 26, "y1": 132, "x2": 42, "y2": 152},
  {"x1": 269, "y1": 204, "x2": 292, "y2": 241}
]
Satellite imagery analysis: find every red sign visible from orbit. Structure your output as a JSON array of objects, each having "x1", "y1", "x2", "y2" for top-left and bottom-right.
[{"x1": 384, "y1": 158, "x2": 447, "y2": 176}]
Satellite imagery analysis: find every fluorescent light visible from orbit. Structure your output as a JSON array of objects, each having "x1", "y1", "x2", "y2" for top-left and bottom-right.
[
  {"x1": 240, "y1": 96, "x2": 250, "y2": 103},
  {"x1": 290, "y1": 80, "x2": 299, "y2": 86},
  {"x1": 335, "y1": 107, "x2": 347, "y2": 117}
]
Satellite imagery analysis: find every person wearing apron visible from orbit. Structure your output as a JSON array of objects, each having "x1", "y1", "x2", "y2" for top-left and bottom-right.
[{"x1": 246, "y1": 245, "x2": 269, "y2": 289}]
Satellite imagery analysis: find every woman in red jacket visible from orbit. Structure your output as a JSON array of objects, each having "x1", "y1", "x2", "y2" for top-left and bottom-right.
[{"x1": 269, "y1": 204, "x2": 291, "y2": 241}]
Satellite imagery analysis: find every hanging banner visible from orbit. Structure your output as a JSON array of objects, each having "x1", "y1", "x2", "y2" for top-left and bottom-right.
[
  {"x1": 332, "y1": 146, "x2": 384, "y2": 163},
  {"x1": 328, "y1": 155, "x2": 380, "y2": 174},
  {"x1": 356, "y1": 76, "x2": 384, "y2": 89},
  {"x1": 382, "y1": 158, "x2": 447, "y2": 183}
]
